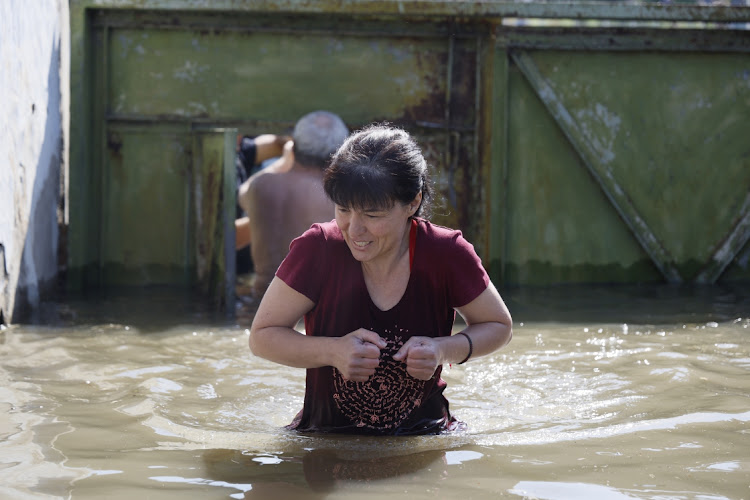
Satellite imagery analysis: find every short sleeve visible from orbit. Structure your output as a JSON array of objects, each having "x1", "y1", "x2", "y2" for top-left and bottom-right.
[
  {"x1": 445, "y1": 231, "x2": 490, "y2": 308},
  {"x1": 275, "y1": 224, "x2": 326, "y2": 303}
]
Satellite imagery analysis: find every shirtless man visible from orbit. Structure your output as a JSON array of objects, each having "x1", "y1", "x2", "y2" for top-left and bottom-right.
[{"x1": 236, "y1": 111, "x2": 349, "y2": 300}]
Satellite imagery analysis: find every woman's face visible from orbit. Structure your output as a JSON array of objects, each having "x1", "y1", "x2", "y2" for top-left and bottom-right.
[{"x1": 335, "y1": 194, "x2": 420, "y2": 265}]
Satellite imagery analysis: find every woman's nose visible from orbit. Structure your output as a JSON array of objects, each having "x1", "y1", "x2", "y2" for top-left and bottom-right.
[{"x1": 349, "y1": 213, "x2": 365, "y2": 235}]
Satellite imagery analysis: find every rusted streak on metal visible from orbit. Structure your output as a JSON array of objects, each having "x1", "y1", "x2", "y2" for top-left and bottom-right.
[
  {"x1": 695, "y1": 192, "x2": 750, "y2": 284},
  {"x1": 511, "y1": 49, "x2": 684, "y2": 284}
]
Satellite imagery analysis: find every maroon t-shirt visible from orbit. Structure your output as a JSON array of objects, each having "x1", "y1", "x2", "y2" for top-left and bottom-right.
[{"x1": 275, "y1": 218, "x2": 489, "y2": 435}]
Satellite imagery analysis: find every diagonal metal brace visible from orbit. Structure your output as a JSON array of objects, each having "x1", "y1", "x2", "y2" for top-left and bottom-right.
[
  {"x1": 694, "y1": 192, "x2": 750, "y2": 284},
  {"x1": 511, "y1": 49, "x2": 683, "y2": 284}
]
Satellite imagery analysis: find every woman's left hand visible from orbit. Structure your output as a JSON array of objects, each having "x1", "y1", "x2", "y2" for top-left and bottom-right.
[{"x1": 392, "y1": 336, "x2": 440, "y2": 380}]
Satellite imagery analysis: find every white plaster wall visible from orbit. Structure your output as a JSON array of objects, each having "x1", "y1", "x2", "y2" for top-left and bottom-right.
[{"x1": 0, "y1": 0, "x2": 69, "y2": 323}]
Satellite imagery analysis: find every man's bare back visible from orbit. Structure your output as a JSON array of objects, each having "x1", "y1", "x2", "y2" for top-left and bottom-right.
[
  {"x1": 235, "y1": 110, "x2": 349, "y2": 301},
  {"x1": 242, "y1": 164, "x2": 333, "y2": 298}
]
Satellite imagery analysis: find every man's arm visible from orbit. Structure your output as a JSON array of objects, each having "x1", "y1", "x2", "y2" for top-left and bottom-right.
[
  {"x1": 235, "y1": 216, "x2": 250, "y2": 250},
  {"x1": 253, "y1": 134, "x2": 291, "y2": 164}
]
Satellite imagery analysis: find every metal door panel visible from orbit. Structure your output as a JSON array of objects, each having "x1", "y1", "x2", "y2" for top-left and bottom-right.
[
  {"x1": 509, "y1": 48, "x2": 750, "y2": 284},
  {"x1": 102, "y1": 126, "x2": 192, "y2": 285},
  {"x1": 68, "y1": 2, "x2": 750, "y2": 291},
  {"x1": 107, "y1": 27, "x2": 450, "y2": 125},
  {"x1": 504, "y1": 62, "x2": 661, "y2": 285}
]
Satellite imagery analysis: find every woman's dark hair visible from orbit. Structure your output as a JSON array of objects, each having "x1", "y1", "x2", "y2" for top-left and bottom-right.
[{"x1": 324, "y1": 124, "x2": 432, "y2": 218}]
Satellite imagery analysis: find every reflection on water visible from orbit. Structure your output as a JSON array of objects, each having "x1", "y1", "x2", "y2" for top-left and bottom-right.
[{"x1": 0, "y1": 284, "x2": 748, "y2": 499}]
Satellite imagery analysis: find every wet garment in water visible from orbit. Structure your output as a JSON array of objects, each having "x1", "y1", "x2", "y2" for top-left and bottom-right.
[{"x1": 275, "y1": 218, "x2": 489, "y2": 435}]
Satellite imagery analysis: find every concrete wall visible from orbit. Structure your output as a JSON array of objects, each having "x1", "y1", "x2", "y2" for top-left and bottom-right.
[{"x1": 0, "y1": 0, "x2": 69, "y2": 323}]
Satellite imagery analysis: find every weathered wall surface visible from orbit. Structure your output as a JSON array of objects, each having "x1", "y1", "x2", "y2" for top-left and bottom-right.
[{"x1": 0, "y1": 0, "x2": 69, "y2": 323}]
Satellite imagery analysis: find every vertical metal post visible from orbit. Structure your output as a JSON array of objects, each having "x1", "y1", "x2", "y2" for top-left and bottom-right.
[
  {"x1": 97, "y1": 21, "x2": 110, "y2": 287},
  {"x1": 482, "y1": 28, "x2": 510, "y2": 285},
  {"x1": 222, "y1": 129, "x2": 237, "y2": 317}
]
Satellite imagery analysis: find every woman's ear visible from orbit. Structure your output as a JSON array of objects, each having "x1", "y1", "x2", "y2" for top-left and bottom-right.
[{"x1": 409, "y1": 192, "x2": 423, "y2": 215}]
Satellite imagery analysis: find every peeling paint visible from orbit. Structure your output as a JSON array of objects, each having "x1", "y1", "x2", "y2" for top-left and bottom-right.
[
  {"x1": 173, "y1": 60, "x2": 205, "y2": 82},
  {"x1": 576, "y1": 102, "x2": 620, "y2": 165}
]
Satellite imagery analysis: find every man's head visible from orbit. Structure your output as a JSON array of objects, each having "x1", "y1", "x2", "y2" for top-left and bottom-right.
[{"x1": 292, "y1": 111, "x2": 349, "y2": 170}]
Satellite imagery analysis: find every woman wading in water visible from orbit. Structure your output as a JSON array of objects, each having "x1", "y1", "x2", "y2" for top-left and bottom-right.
[{"x1": 249, "y1": 124, "x2": 512, "y2": 435}]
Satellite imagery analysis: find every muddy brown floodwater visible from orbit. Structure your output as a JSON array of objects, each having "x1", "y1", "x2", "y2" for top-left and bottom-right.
[{"x1": 1, "y1": 284, "x2": 748, "y2": 499}]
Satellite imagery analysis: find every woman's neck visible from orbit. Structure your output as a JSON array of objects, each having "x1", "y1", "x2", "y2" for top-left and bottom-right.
[{"x1": 360, "y1": 222, "x2": 412, "y2": 281}]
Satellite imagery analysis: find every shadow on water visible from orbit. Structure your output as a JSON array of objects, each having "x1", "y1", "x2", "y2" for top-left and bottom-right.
[
  {"x1": 32, "y1": 282, "x2": 750, "y2": 330},
  {"x1": 201, "y1": 445, "x2": 452, "y2": 499},
  {"x1": 37, "y1": 285, "x2": 233, "y2": 332},
  {"x1": 503, "y1": 282, "x2": 750, "y2": 325}
]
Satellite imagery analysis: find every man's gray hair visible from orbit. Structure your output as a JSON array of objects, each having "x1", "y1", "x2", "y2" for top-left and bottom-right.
[{"x1": 292, "y1": 111, "x2": 349, "y2": 169}]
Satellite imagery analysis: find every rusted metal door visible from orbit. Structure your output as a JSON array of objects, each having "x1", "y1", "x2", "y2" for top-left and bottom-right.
[
  {"x1": 68, "y1": 1, "x2": 750, "y2": 293},
  {"x1": 68, "y1": 5, "x2": 483, "y2": 294},
  {"x1": 82, "y1": 12, "x2": 238, "y2": 306},
  {"x1": 99, "y1": 121, "x2": 235, "y2": 307},
  {"x1": 102, "y1": 123, "x2": 192, "y2": 286}
]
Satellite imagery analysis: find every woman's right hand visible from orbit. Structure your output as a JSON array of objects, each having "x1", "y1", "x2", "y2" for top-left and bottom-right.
[{"x1": 334, "y1": 329, "x2": 387, "y2": 382}]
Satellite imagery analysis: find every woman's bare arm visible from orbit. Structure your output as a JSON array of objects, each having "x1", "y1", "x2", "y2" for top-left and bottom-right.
[
  {"x1": 393, "y1": 282, "x2": 512, "y2": 379},
  {"x1": 249, "y1": 277, "x2": 386, "y2": 381},
  {"x1": 450, "y1": 281, "x2": 513, "y2": 362}
]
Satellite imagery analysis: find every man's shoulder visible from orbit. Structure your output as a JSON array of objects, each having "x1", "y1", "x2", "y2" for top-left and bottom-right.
[
  {"x1": 249, "y1": 165, "x2": 313, "y2": 188},
  {"x1": 245, "y1": 168, "x2": 289, "y2": 201},
  {"x1": 246, "y1": 168, "x2": 278, "y2": 187}
]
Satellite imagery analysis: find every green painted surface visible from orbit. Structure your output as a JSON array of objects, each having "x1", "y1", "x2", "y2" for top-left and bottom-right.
[
  {"x1": 67, "y1": 0, "x2": 750, "y2": 293},
  {"x1": 723, "y1": 240, "x2": 750, "y2": 281},
  {"x1": 527, "y1": 50, "x2": 750, "y2": 281},
  {"x1": 107, "y1": 27, "x2": 449, "y2": 125},
  {"x1": 503, "y1": 63, "x2": 662, "y2": 285},
  {"x1": 67, "y1": 2, "x2": 99, "y2": 290},
  {"x1": 102, "y1": 126, "x2": 192, "y2": 285},
  {"x1": 103, "y1": 21, "x2": 482, "y2": 239},
  {"x1": 479, "y1": 41, "x2": 508, "y2": 283}
]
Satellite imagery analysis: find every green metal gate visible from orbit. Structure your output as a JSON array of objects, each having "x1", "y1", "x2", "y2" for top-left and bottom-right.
[
  {"x1": 68, "y1": 0, "x2": 750, "y2": 298},
  {"x1": 492, "y1": 35, "x2": 750, "y2": 285}
]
